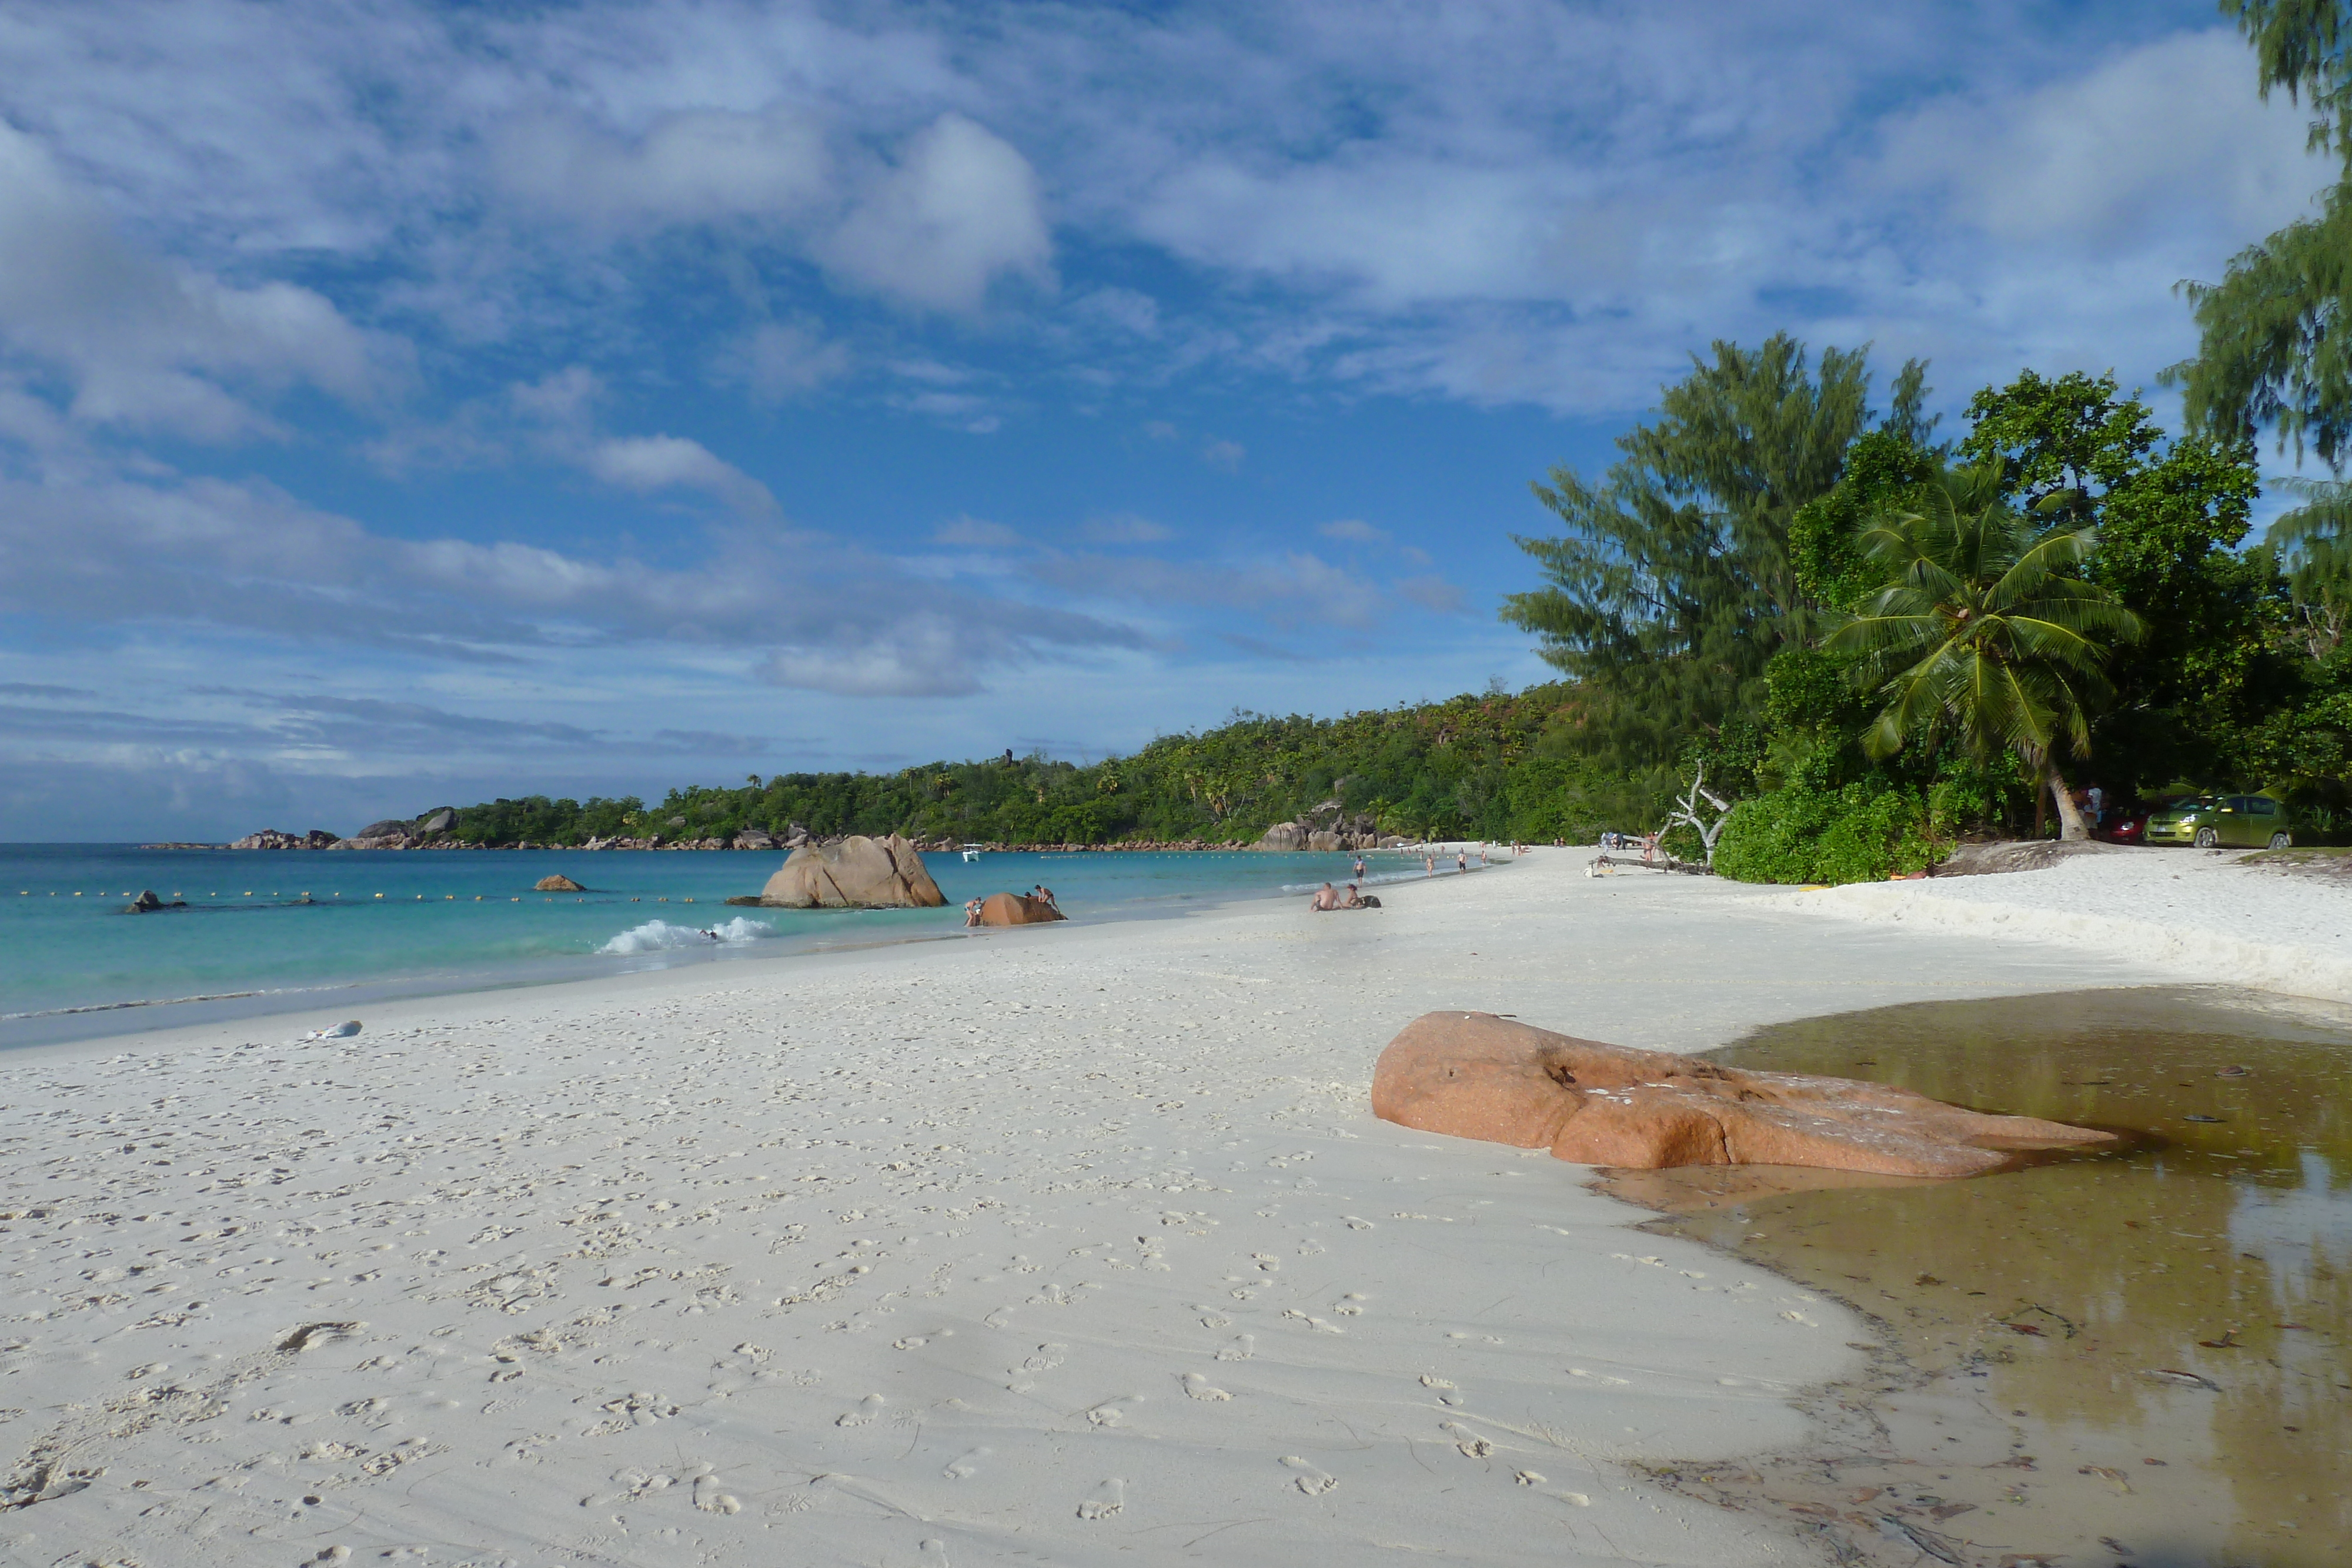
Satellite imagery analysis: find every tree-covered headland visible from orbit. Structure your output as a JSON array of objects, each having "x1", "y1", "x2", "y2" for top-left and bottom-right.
[{"x1": 427, "y1": 686, "x2": 1615, "y2": 850}]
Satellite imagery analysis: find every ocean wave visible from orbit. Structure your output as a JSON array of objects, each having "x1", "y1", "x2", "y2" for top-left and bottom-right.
[{"x1": 599, "y1": 917, "x2": 775, "y2": 955}]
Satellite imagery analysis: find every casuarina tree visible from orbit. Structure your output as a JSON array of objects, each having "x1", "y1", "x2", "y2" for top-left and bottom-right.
[{"x1": 1502, "y1": 335, "x2": 1926, "y2": 792}]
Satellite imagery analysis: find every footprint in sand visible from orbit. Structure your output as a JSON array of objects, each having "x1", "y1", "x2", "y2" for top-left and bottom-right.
[
  {"x1": 1190, "y1": 1305, "x2": 1232, "y2": 1329},
  {"x1": 944, "y1": 1446, "x2": 988, "y2": 1480},
  {"x1": 1017, "y1": 1344, "x2": 1067, "y2": 1374},
  {"x1": 1250, "y1": 1252, "x2": 1281, "y2": 1273},
  {"x1": 1180, "y1": 1372, "x2": 1230, "y2": 1402},
  {"x1": 692, "y1": 1473, "x2": 743, "y2": 1514},
  {"x1": 1439, "y1": 1420, "x2": 1494, "y2": 1457},
  {"x1": 837, "y1": 1394, "x2": 886, "y2": 1427},
  {"x1": 1215, "y1": 1335, "x2": 1254, "y2": 1362},
  {"x1": 1085, "y1": 1399, "x2": 1137, "y2": 1427},
  {"x1": 1076, "y1": 1478, "x2": 1125, "y2": 1519},
  {"x1": 1279, "y1": 1456, "x2": 1338, "y2": 1495}
]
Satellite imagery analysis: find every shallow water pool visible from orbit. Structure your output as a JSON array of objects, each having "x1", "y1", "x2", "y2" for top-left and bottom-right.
[{"x1": 1612, "y1": 986, "x2": 2352, "y2": 1567}]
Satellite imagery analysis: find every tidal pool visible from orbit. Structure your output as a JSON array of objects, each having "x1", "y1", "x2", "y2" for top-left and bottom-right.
[{"x1": 1607, "y1": 985, "x2": 2352, "y2": 1568}]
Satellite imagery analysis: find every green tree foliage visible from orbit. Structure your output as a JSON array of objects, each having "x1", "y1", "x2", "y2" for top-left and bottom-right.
[
  {"x1": 1500, "y1": 336, "x2": 1920, "y2": 793},
  {"x1": 1789, "y1": 429, "x2": 1941, "y2": 613},
  {"x1": 2173, "y1": 3, "x2": 2352, "y2": 463},
  {"x1": 447, "y1": 795, "x2": 642, "y2": 845},
  {"x1": 426, "y1": 687, "x2": 1638, "y2": 849},
  {"x1": 1712, "y1": 782, "x2": 1946, "y2": 885},
  {"x1": 1827, "y1": 460, "x2": 2144, "y2": 839},
  {"x1": 1960, "y1": 371, "x2": 2273, "y2": 790}
]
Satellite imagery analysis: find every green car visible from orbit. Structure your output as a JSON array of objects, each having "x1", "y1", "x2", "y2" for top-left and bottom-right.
[{"x1": 2143, "y1": 793, "x2": 2294, "y2": 850}]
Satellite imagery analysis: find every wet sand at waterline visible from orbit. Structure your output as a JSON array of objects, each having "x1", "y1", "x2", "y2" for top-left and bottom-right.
[{"x1": 1615, "y1": 987, "x2": 2352, "y2": 1567}]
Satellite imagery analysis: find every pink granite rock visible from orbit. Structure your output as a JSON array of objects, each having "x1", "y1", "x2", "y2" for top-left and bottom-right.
[{"x1": 1371, "y1": 1011, "x2": 2115, "y2": 1176}]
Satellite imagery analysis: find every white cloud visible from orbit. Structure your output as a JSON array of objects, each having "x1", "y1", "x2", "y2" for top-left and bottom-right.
[
  {"x1": 1877, "y1": 29, "x2": 2323, "y2": 256},
  {"x1": 820, "y1": 113, "x2": 1054, "y2": 312},
  {"x1": 0, "y1": 119, "x2": 393, "y2": 441},
  {"x1": 761, "y1": 626, "x2": 985, "y2": 698},
  {"x1": 492, "y1": 106, "x2": 833, "y2": 232},
  {"x1": 733, "y1": 320, "x2": 851, "y2": 400},
  {"x1": 587, "y1": 434, "x2": 779, "y2": 519},
  {"x1": 1200, "y1": 439, "x2": 1245, "y2": 473},
  {"x1": 1319, "y1": 517, "x2": 1387, "y2": 544}
]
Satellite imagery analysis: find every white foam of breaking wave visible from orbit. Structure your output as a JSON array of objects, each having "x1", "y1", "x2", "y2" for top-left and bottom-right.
[{"x1": 600, "y1": 917, "x2": 774, "y2": 955}]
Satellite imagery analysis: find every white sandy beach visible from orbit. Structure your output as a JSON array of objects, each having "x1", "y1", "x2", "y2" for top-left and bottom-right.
[{"x1": 0, "y1": 846, "x2": 2319, "y2": 1567}]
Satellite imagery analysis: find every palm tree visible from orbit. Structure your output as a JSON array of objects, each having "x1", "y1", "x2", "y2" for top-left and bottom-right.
[{"x1": 1828, "y1": 461, "x2": 2143, "y2": 841}]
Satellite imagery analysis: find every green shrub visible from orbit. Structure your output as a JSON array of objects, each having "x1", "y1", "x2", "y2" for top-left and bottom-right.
[{"x1": 1714, "y1": 783, "x2": 1948, "y2": 884}]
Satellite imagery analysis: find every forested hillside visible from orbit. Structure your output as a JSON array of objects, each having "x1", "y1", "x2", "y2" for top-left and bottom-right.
[{"x1": 427, "y1": 685, "x2": 1632, "y2": 848}]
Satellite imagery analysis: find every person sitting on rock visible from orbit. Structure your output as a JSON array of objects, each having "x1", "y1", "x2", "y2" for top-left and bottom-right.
[{"x1": 1031, "y1": 884, "x2": 1057, "y2": 907}]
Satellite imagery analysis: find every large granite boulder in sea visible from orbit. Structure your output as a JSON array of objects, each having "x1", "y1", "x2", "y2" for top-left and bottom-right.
[
  {"x1": 535, "y1": 874, "x2": 584, "y2": 892},
  {"x1": 1371, "y1": 1011, "x2": 2116, "y2": 1177},
  {"x1": 757, "y1": 834, "x2": 946, "y2": 908},
  {"x1": 974, "y1": 892, "x2": 1065, "y2": 925},
  {"x1": 1258, "y1": 822, "x2": 1308, "y2": 851}
]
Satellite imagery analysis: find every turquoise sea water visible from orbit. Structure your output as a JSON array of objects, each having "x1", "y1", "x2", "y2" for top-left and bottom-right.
[{"x1": 1, "y1": 844, "x2": 1495, "y2": 1048}]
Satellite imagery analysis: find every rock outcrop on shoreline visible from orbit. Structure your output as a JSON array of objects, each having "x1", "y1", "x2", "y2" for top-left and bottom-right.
[
  {"x1": 228, "y1": 828, "x2": 340, "y2": 850},
  {"x1": 1255, "y1": 807, "x2": 1407, "y2": 851},
  {"x1": 1372, "y1": 1011, "x2": 2116, "y2": 1176},
  {"x1": 756, "y1": 834, "x2": 947, "y2": 908},
  {"x1": 973, "y1": 892, "x2": 1065, "y2": 925}
]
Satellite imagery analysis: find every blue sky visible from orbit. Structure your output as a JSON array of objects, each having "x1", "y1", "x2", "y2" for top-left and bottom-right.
[{"x1": 0, "y1": 0, "x2": 2330, "y2": 839}]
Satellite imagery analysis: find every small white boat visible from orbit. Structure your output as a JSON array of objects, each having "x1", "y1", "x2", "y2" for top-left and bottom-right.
[{"x1": 961, "y1": 845, "x2": 983, "y2": 862}]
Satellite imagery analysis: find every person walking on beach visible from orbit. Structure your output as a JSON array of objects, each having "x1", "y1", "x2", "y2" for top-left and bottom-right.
[
  {"x1": 1424, "y1": 854, "x2": 1435, "y2": 877},
  {"x1": 1353, "y1": 855, "x2": 1365, "y2": 881},
  {"x1": 1456, "y1": 850, "x2": 1468, "y2": 873}
]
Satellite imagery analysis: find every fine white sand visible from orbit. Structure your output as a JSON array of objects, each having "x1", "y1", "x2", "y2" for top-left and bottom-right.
[
  {"x1": 0, "y1": 850, "x2": 2204, "y2": 1566},
  {"x1": 1768, "y1": 847, "x2": 2352, "y2": 1004}
]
